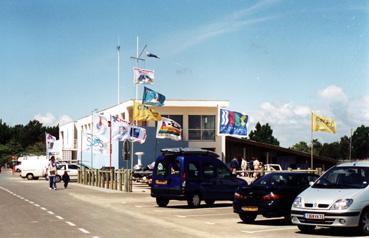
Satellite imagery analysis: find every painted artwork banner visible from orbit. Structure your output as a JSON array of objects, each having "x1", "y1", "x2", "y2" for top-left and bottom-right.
[
  {"x1": 218, "y1": 108, "x2": 248, "y2": 136},
  {"x1": 156, "y1": 117, "x2": 182, "y2": 141}
]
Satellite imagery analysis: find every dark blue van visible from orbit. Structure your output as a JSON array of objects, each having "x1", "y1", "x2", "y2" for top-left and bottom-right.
[{"x1": 151, "y1": 148, "x2": 247, "y2": 207}]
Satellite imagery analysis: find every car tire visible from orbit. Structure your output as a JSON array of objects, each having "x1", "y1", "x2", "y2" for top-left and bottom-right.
[
  {"x1": 205, "y1": 199, "x2": 215, "y2": 206},
  {"x1": 297, "y1": 225, "x2": 316, "y2": 233},
  {"x1": 239, "y1": 213, "x2": 257, "y2": 223},
  {"x1": 357, "y1": 208, "x2": 369, "y2": 236},
  {"x1": 55, "y1": 175, "x2": 61, "y2": 183},
  {"x1": 156, "y1": 198, "x2": 169, "y2": 207},
  {"x1": 187, "y1": 194, "x2": 201, "y2": 208},
  {"x1": 26, "y1": 174, "x2": 34, "y2": 180}
]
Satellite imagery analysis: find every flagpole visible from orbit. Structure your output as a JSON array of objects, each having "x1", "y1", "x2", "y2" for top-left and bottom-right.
[
  {"x1": 311, "y1": 112, "x2": 314, "y2": 169},
  {"x1": 109, "y1": 115, "x2": 112, "y2": 169},
  {"x1": 117, "y1": 43, "x2": 121, "y2": 105}
]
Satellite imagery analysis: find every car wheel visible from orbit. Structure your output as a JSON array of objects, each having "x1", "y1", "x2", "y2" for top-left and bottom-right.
[
  {"x1": 187, "y1": 194, "x2": 201, "y2": 208},
  {"x1": 26, "y1": 174, "x2": 34, "y2": 180},
  {"x1": 239, "y1": 213, "x2": 257, "y2": 223},
  {"x1": 297, "y1": 225, "x2": 316, "y2": 233},
  {"x1": 357, "y1": 208, "x2": 369, "y2": 235},
  {"x1": 205, "y1": 199, "x2": 215, "y2": 206},
  {"x1": 156, "y1": 198, "x2": 169, "y2": 207},
  {"x1": 55, "y1": 175, "x2": 61, "y2": 183}
]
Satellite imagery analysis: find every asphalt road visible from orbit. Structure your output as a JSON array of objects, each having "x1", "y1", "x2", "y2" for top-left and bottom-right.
[{"x1": 0, "y1": 171, "x2": 364, "y2": 238}]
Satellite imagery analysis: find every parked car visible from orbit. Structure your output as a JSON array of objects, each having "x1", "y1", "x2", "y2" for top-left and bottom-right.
[
  {"x1": 233, "y1": 172, "x2": 319, "y2": 223},
  {"x1": 151, "y1": 148, "x2": 247, "y2": 208},
  {"x1": 291, "y1": 161, "x2": 369, "y2": 235},
  {"x1": 55, "y1": 163, "x2": 82, "y2": 182}
]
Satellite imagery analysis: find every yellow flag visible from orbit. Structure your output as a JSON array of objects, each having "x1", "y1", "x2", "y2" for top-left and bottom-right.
[
  {"x1": 133, "y1": 102, "x2": 162, "y2": 121},
  {"x1": 312, "y1": 112, "x2": 336, "y2": 133}
]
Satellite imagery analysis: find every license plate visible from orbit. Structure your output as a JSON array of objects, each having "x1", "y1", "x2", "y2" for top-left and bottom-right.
[
  {"x1": 155, "y1": 180, "x2": 167, "y2": 185},
  {"x1": 242, "y1": 206, "x2": 258, "y2": 212},
  {"x1": 304, "y1": 213, "x2": 324, "y2": 220}
]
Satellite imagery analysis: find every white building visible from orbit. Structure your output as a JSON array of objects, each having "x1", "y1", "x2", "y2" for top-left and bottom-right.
[{"x1": 59, "y1": 99, "x2": 229, "y2": 169}]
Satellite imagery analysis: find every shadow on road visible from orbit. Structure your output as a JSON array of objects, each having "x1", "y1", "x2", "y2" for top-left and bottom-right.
[
  {"x1": 237, "y1": 217, "x2": 291, "y2": 226},
  {"x1": 295, "y1": 227, "x2": 366, "y2": 237},
  {"x1": 163, "y1": 202, "x2": 233, "y2": 209}
]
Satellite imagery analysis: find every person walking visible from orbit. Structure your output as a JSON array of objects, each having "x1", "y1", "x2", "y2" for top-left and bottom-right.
[
  {"x1": 230, "y1": 157, "x2": 239, "y2": 175},
  {"x1": 47, "y1": 156, "x2": 57, "y2": 190},
  {"x1": 62, "y1": 171, "x2": 70, "y2": 189}
]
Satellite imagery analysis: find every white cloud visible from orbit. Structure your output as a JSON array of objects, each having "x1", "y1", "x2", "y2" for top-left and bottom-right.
[
  {"x1": 347, "y1": 95, "x2": 369, "y2": 125},
  {"x1": 319, "y1": 85, "x2": 348, "y2": 103},
  {"x1": 33, "y1": 113, "x2": 73, "y2": 126}
]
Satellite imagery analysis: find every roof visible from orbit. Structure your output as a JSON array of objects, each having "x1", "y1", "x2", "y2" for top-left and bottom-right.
[{"x1": 160, "y1": 148, "x2": 219, "y2": 157}]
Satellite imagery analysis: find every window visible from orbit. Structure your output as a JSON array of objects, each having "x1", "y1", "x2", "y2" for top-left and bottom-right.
[
  {"x1": 188, "y1": 115, "x2": 215, "y2": 141},
  {"x1": 203, "y1": 163, "x2": 216, "y2": 178},
  {"x1": 68, "y1": 164, "x2": 79, "y2": 170},
  {"x1": 217, "y1": 164, "x2": 231, "y2": 179},
  {"x1": 188, "y1": 161, "x2": 200, "y2": 178},
  {"x1": 156, "y1": 162, "x2": 166, "y2": 176}
]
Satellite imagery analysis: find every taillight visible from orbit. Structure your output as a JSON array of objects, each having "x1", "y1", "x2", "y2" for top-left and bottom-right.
[
  {"x1": 262, "y1": 192, "x2": 281, "y2": 201},
  {"x1": 234, "y1": 192, "x2": 245, "y2": 200}
]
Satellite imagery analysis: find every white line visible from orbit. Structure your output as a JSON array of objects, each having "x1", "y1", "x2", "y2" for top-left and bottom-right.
[
  {"x1": 29, "y1": 201, "x2": 34, "y2": 204},
  {"x1": 40, "y1": 207, "x2": 47, "y2": 211},
  {"x1": 55, "y1": 216, "x2": 64, "y2": 220},
  {"x1": 241, "y1": 227, "x2": 297, "y2": 234},
  {"x1": 47, "y1": 211, "x2": 54, "y2": 215},
  {"x1": 175, "y1": 213, "x2": 229, "y2": 218},
  {"x1": 205, "y1": 222, "x2": 215, "y2": 225},
  {"x1": 78, "y1": 228, "x2": 90, "y2": 234},
  {"x1": 92, "y1": 236, "x2": 100, "y2": 238},
  {"x1": 34, "y1": 204, "x2": 40, "y2": 207},
  {"x1": 65, "y1": 221, "x2": 76, "y2": 227},
  {"x1": 176, "y1": 215, "x2": 187, "y2": 218}
]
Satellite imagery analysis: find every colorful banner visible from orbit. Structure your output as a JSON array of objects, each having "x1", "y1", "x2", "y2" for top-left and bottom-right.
[
  {"x1": 156, "y1": 117, "x2": 182, "y2": 141},
  {"x1": 142, "y1": 87, "x2": 165, "y2": 106},
  {"x1": 133, "y1": 67, "x2": 154, "y2": 84},
  {"x1": 218, "y1": 108, "x2": 248, "y2": 136},
  {"x1": 312, "y1": 112, "x2": 336, "y2": 133},
  {"x1": 45, "y1": 132, "x2": 57, "y2": 156},
  {"x1": 133, "y1": 102, "x2": 162, "y2": 121},
  {"x1": 112, "y1": 120, "x2": 147, "y2": 144},
  {"x1": 82, "y1": 132, "x2": 109, "y2": 154}
]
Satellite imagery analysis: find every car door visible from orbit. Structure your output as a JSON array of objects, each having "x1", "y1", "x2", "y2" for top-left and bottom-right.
[
  {"x1": 200, "y1": 160, "x2": 218, "y2": 200},
  {"x1": 215, "y1": 161, "x2": 240, "y2": 200},
  {"x1": 67, "y1": 164, "x2": 80, "y2": 180}
]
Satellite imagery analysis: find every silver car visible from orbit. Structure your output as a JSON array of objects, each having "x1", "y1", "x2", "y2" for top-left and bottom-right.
[{"x1": 291, "y1": 161, "x2": 369, "y2": 235}]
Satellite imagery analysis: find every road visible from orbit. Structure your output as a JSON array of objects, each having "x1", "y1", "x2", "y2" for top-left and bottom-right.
[{"x1": 0, "y1": 171, "x2": 362, "y2": 238}]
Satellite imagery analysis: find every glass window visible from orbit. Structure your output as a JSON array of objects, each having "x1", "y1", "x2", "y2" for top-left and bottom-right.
[
  {"x1": 68, "y1": 164, "x2": 79, "y2": 170},
  {"x1": 188, "y1": 162, "x2": 200, "y2": 178},
  {"x1": 188, "y1": 115, "x2": 215, "y2": 141},
  {"x1": 217, "y1": 164, "x2": 231, "y2": 179},
  {"x1": 169, "y1": 160, "x2": 181, "y2": 176},
  {"x1": 203, "y1": 163, "x2": 216, "y2": 178},
  {"x1": 156, "y1": 162, "x2": 166, "y2": 176}
]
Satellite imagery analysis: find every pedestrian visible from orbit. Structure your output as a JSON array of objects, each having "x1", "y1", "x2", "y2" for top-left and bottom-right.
[
  {"x1": 248, "y1": 158, "x2": 254, "y2": 177},
  {"x1": 241, "y1": 157, "x2": 247, "y2": 176},
  {"x1": 47, "y1": 156, "x2": 57, "y2": 190},
  {"x1": 253, "y1": 158, "x2": 260, "y2": 178},
  {"x1": 62, "y1": 171, "x2": 70, "y2": 189},
  {"x1": 230, "y1": 157, "x2": 239, "y2": 175}
]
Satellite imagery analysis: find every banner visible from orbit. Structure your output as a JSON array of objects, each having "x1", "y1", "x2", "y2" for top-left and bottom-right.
[
  {"x1": 156, "y1": 117, "x2": 182, "y2": 141},
  {"x1": 312, "y1": 112, "x2": 336, "y2": 133},
  {"x1": 133, "y1": 67, "x2": 154, "y2": 84},
  {"x1": 218, "y1": 108, "x2": 248, "y2": 136},
  {"x1": 45, "y1": 133, "x2": 57, "y2": 156},
  {"x1": 82, "y1": 132, "x2": 109, "y2": 154},
  {"x1": 133, "y1": 102, "x2": 162, "y2": 121},
  {"x1": 142, "y1": 87, "x2": 165, "y2": 106},
  {"x1": 112, "y1": 120, "x2": 147, "y2": 144}
]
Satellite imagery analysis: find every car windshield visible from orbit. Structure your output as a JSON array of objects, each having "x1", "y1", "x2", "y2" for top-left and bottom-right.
[
  {"x1": 313, "y1": 166, "x2": 369, "y2": 189},
  {"x1": 155, "y1": 156, "x2": 181, "y2": 177}
]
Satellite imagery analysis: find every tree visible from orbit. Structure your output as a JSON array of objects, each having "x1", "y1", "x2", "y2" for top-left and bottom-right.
[
  {"x1": 320, "y1": 142, "x2": 341, "y2": 159},
  {"x1": 290, "y1": 141, "x2": 310, "y2": 153},
  {"x1": 339, "y1": 136, "x2": 350, "y2": 160},
  {"x1": 352, "y1": 125, "x2": 369, "y2": 159},
  {"x1": 249, "y1": 122, "x2": 280, "y2": 146}
]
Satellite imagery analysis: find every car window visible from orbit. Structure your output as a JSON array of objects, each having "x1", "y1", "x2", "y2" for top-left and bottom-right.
[
  {"x1": 270, "y1": 174, "x2": 288, "y2": 186},
  {"x1": 217, "y1": 164, "x2": 231, "y2": 179},
  {"x1": 169, "y1": 160, "x2": 181, "y2": 176},
  {"x1": 188, "y1": 161, "x2": 200, "y2": 179},
  {"x1": 203, "y1": 163, "x2": 216, "y2": 178},
  {"x1": 156, "y1": 161, "x2": 166, "y2": 176},
  {"x1": 57, "y1": 165, "x2": 66, "y2": 170},
  {"x1": 68, "y1": 165, "x2": 79, "y2": 170}
]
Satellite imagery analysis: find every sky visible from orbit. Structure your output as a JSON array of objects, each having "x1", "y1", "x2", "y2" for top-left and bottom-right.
[{"x1": 1, "y1": 0, "x2": 368, "y2": 147}]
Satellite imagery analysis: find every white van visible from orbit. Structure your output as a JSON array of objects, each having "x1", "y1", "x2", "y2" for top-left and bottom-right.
[
  {"x1": 291, "y1": 161, "x2": 369, "y2": 235},
  {"x1": 20, "y1": 156, "x2": 48, "y2": 180}
]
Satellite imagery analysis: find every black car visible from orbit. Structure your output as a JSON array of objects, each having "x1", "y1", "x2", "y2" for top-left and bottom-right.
[{"x1": 233, "y1": 172, "x2": 319, "y2": 223}]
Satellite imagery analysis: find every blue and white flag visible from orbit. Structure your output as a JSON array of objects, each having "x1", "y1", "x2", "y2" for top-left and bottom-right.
[
  {"x1": 219, "y1": 108, "x2": 248, "y2": 136},
  {"x1": 142, "y1": 87, "x2": 165, "y2": 106}
]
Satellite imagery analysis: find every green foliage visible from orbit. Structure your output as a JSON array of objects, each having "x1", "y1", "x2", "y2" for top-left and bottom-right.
[
  {"x1": 290, "y1": 141, "x2": 310, "y2": 153},
  {"x1": 0, "y1": 119, "x2": 58, "y2": 161},
  {"x1": 249, "y1": 122, "x2": 280, "y2": 146},
  {"x1": 352, "y1": 125, "x2": 369, "y2": 159}
]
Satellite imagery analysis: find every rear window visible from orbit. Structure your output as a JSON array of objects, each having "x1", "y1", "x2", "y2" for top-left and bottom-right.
[{"x1": 155, "y1": 157, "x2": 181, "y2": 177}]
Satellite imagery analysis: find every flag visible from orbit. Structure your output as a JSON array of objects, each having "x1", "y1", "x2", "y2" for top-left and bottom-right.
[
  {"x1": 156, "y1": 117, "x2": 182, "y2": 141},
  {"x1": 146, "y1": 51, "x2": 160, "y2": 59},
  {"x1": 219, "y1": 108, "x2": 248, "y2": 136},
  {"x1": 112, "y1": 121, "x2": 131, "y2": 141},
  {"x1": 133, "y1": 102, "x2": 162, "y2": 121},
  {"x1": 82, "y1": 132, "x2": 108, "y2": 154},
  {"x1": 133, "y1": 67, "x2": 154, "y2": 84},
  {"x1": 312, "y1": 113, "x2": 336, "y2": 133},
  {"x1": 142, "y1": 87, "x2": 165, "y2": 106},
  {"x1": 129, "y1": 126, "x2": 147, "y2": 144},
  {"x1": 45, "y1": 133, "x2": 57, "y2": 156}
]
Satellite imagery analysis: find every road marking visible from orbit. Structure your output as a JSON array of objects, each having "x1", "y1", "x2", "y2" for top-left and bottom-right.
[
  {"x1": 29, "y1": 201, "x2": 34, "y2": 204},
  {"x1": 40, "y1": 207, "x2": 47, "y2": 211},
  {"x1": 175, "y1": 213, "x2": 229, "y2": 218},
  {"x1": 241, "y1": 227, "x2": 297, "y2": 234},
  {"x1": 34, "y1": 204, "x2": 40, "y2": 207},
  {"x1": 78, "y1": 228, "x2": 90, "y2": 234},
  {"x1": 66, "y1": 221, "x2": 76, "y2": 227},
  {"x1": 205, "y1": 222, "x2": 215, "y2": 225},
  {"x1": 92, "y1": 236, "x2": 100, "y2": 238},
  {"x1": 176, "y1": 215, "x2": 187, "y2": 218},
  {"x1": 55, "y1": 216, "x2": 64, "y2": 220},
  {"x1": 47, "y1": 211, "x2": 54, "y2": 215}
]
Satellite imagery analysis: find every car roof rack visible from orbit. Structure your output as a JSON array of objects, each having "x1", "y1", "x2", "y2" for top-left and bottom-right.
[{"x1": 160, "y1": 147, "x2": 219, "y2": 157}]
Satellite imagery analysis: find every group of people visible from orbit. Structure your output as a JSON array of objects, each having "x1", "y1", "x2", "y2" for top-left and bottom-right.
[
  {"x1": 47, "y1": 156, "x2": 70, "y2": 190},
  {"x1": 230, "y1": 157, "x2": 264, "y2": 178}
]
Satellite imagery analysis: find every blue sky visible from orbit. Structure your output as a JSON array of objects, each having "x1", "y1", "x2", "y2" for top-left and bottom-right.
[{"x1": 1, "y1": 0, "x2": 368, "y2": 146}]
